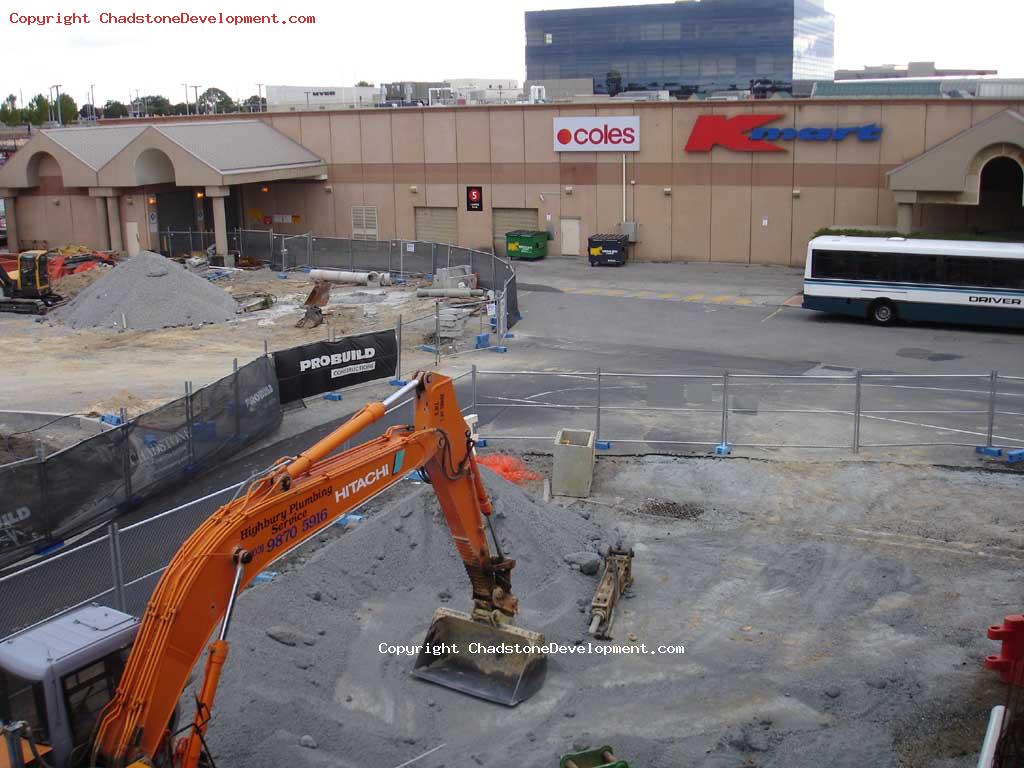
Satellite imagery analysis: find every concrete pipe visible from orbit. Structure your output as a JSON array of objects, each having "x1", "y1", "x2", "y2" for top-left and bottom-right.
[
  {"x1": 416, "y1": 288, "x2": 486, "y2": 298},
  {"x1": 308, "y1": 269, "x2": 380, "y2": 285}
]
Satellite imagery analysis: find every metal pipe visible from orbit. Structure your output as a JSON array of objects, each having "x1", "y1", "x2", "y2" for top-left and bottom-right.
[
  {"x1": 382, "y1": 378, "x2": 422, "y2": 409},
  {"x1": 395, "y1": 314, "x2": 403, "y2": 380},
  {"x1": 986, "y1": 370, "x2": 998, "y2": 447},
  {"x1": 107, "y1": 522, "x2": 127, "y2": 612},
  {"x1": 417, "y1": 288, "x2": 486, "y2": 298},
  {"x1": 309, "y1": 268, "x2": 380, "y2": 284},
  {"x1": 976, "y1": 705, "x2": 1006, "y2": 768},
  {"x1": 719, "y1": 372, "x2": 730, "y2": 446},
  {"x1": 218, "y1": 552, "x2": 250, "y2": 641},
  {"x1": 853, "y1": 370, "x2": 862, "y2": 454}
]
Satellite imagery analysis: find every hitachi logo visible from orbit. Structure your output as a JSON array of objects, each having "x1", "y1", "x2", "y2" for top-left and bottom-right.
[
  {"x1": 335, "y1": 463, "x2": 390, "y2": 502},
  {"x1": 300, "y1": 348, "x2": 375, "y2": 372}
]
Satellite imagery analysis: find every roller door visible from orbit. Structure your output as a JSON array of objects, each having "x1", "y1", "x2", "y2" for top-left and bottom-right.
[
  {"x1": 414, "y1": 207, "x2": 458, "y2": 244},
  {"x1": 492, "y1": 208, "x2": 540, "y2": 255}
]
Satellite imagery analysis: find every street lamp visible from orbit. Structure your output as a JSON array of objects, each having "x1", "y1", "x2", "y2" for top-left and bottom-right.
[
  {"x1": 256, "y1": 83, "x2": 264, "y2": 112},
  {"x1": 51, "y1": 84, "x2": 63, "y2": 125}
]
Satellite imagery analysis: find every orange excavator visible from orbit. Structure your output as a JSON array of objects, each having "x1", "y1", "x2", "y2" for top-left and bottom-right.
[{"x1": 0, "y1": 372, "x2": 547, "y2": 768}]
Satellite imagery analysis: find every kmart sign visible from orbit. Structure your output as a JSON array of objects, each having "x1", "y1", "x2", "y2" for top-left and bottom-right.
[{"x1": 685, "y1": 114, "x2": 883, "y2": 152}]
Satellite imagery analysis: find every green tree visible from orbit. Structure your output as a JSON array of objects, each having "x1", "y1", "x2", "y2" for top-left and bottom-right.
[
  {"x1": 0, "y1": 94, "x2": 24, "y2": 126},
  {"x1": 25, "y1": 94, "x2": 51, "y2": 125},
  {"x1": 103, "y1": 100, "x2": 129, "y2": 118},
  {"x1": 355, "y1": 80, "x2": 374, "y2": 87},
  {"x1": 171, "y1": 102, "x2": 190, "y2": 115},
  {"x1": 243, "y1": 94, "x2": 266, "y2": 112},
  {"x1": 57, "y1": 93, "x2": 77, "y2": 124},
  {"x1": 200, "y1": 87, "x2": 233, "y2": 114}
]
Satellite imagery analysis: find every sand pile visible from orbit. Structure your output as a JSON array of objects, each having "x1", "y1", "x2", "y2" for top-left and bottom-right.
[
  {"x1": 54, "y1": 251, "x2": 238, "y2": 330},
  {"x1": 206, "y1": 469, "x2": 613, "y2": 767}
]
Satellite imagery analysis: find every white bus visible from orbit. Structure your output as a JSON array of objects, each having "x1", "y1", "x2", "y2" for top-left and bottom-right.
[{"x1": 802, "y1": 236, "x2": 1024, "y2": 328}]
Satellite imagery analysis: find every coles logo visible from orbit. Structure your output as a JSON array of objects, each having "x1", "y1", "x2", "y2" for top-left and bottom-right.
[{"x1": 553, "y1": 116, "x2": 640, "y2": 152}]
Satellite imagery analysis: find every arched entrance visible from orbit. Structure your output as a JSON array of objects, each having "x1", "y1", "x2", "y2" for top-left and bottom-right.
[{"x1": 975, "y1": 156, "x2": 1024, "y2": 233}]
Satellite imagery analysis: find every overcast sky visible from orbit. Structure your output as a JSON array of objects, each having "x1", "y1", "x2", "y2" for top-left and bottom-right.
[{"x1": 4, "y1": 0, "x2": 1022, "y2": 106}]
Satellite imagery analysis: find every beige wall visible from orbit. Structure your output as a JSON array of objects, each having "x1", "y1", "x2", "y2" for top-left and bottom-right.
[{"x1": 18, "y1": 99, "x2": 1023, "y2": 263}]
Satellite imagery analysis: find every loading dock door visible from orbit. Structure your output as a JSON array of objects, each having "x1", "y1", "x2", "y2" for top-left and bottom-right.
[
  {"x1": 492, "y1": 208, "x2": 540, "y2": 255},
  {"x1": 414, "y1": 207, "x2": 458, "y2": 244}
]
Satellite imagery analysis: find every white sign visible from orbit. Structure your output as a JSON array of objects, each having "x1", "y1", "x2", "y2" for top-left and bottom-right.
[{"x1": 553, "y1": 116, "x2": 640, "y2": 152}]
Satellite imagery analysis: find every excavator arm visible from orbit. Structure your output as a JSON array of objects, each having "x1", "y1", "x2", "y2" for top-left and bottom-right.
[{"x1": 90, "y1": 372, "x2": 543, "y2": 768}]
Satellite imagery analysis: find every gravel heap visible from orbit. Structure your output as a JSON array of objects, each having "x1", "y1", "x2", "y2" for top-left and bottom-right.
[
  {"x1": 206, "y1": 469, "x2": 613, "y2": 768},
  {"x1": 54, "y1": 251, "x2": 238, "y2": 330}
]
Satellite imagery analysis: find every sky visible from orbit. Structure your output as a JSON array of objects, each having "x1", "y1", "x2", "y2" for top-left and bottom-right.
[{"x1": 3, "y1": 0, "x2": 1023, "y2": 107}]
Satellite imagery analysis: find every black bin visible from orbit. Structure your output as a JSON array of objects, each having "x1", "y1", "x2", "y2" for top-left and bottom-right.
[{"x1": 587, "y1": 234, "x2": 628, "y2": 267}]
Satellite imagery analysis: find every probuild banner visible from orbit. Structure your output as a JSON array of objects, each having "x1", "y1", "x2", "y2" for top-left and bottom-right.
[{"x1": 273, "y1": 330, "x2": 399, "y2": 404}]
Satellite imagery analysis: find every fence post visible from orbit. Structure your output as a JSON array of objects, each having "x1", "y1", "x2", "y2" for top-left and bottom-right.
[
  {"x1": 264, "y1": 339, "x2": 269, "y2": 357},
  {"x1": 395, "y1": 314, "x2": 403, "y2": 380},
  {"x1": 434, "y1": 301, "x2": 441, "y2": 367},
  {"x1": 120, "y1": 407, "x2": 132, "y2": 503},
  {"x1": 719, "y1": 371, "x2": 730, "y2": 447},
  {"x1": 987, "y1": 370, "x2": 998, "y2": 447},
  {"x1": 400, "y1": 241, "x2": 405, "y2": 276},
  {"x1": 307, "y1": 232, "x2": 313, "y2": 267},
  {"x1": 447, "y1": 244, "x2": 452, "y2": 269},
  {"x1": 431, "y1": 243, "x2": 437, "y2": 275},
  {"x1": 595, "y1": 367, "x2": 602, "y2": 445},
  {"x1": 852, "y1": 370, "x2": 862, "y2": 454},
  {"x1": 185, "y1": 381, "x2": 195, "y2": 467},
  {"x1": 107, "y1": 521, "x2": 127, "y2": 613},
  {"x1": 233, "y1": 358, "x2": 241, "y2": 441},
  {"x1": 36, "y1": 443, "x2": 51, "y2": 542},
  {"x1": 472, "y1": 364, "x2": 478, "y2": 410}
]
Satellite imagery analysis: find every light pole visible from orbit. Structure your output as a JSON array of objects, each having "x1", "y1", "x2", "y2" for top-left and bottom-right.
[
  {"x1": 90, "y1": 84, "x2": 96, "y2": 119},
  {"x1": 51, "y1": 84, "x2": 63, "y2": 125},
  {"x1": 181, "y1": 84, "x2": 190, "y2": 115},
  {"x1": 190, "y1": 85, "x2": 202, "y2": 115}
]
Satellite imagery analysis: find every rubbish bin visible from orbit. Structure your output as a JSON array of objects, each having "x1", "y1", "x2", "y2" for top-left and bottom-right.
[
  {"x1": 587, "y1": 234, "x2": 628, "y2": 267},
  {"x1": 505, "y1": 230, "x2": 548, "y2": 261},
  {"x1": 552, "y1": 428, "x2": 596, "y2": 497}
]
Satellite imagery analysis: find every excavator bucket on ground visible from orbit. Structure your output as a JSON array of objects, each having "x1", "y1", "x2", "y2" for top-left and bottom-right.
[{"x1": 413, "y1": 607, "x2": 547, "y2": 706}]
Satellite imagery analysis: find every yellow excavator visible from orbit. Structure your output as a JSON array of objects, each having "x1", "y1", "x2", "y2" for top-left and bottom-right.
[
  {"x1": 0, "y1": 251, "x2": 63, "y2": 315},
  {"x1": 0, "y1": 372, "x2": 547, "y2": 767}
]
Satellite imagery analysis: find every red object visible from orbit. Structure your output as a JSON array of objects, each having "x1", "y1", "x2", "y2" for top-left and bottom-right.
[
  {"x1": 476, "y1": 455, "x2": 542, "y2": 486},
  {"x1": 685, "y1": 114, "x2": 786, "y2": 153},
  {"x1": 986, "y1": 614, "x2": 1024, "y2": 684}
]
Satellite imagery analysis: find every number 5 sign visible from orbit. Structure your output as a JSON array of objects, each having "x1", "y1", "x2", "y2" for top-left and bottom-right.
[{"x1": 466, "y1": 185, "x2": 483, "y2": 212}]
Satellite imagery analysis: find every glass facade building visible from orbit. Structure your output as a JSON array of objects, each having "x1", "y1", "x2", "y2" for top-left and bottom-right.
[{"x1": 525, "y1": 0, "x2": 834, "y2": 97}]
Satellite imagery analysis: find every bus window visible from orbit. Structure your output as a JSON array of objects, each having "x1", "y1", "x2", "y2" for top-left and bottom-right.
[
  {"x1": 811, "y1": 250, "x2": 857, "y2": 279},
  {"x1": 992, "y1": 260, "x2": 1024, "y2": 289},
  {"x1": 896, "y1": 253, "x2": 941, "y2": 284},
  {"x1": 944, "y1": 256, "x2": 993, "y2": 287}
]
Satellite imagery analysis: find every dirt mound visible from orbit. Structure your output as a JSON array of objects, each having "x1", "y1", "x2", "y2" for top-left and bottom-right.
[{"x1": 53, "y1": 251, "x2": 238, "y2": 330}]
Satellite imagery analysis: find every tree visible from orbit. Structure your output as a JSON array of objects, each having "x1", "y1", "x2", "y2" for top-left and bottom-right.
[
  {"x1": 242, "y1": 94, "x2": 266, "y2": 112},
  {"x1": 355, "y1": 80, "x2": 374, "y2": 87},
  {"x1": 0, "y1": 94, "x2": 24, "y2": 126},
  {"x1": 136, "y1": 94, "x2": 172, "y2": 116},
  {"x1": 200, "y1": 87, "x2": 233, "y2": 114},
  {"x1": 56, "y1": 93, "x2": 77, "y2": 124},
  {"x1": 171, "y1": 102, "x2": 190, "y2": 115},
  {"x1": 605, "y1": 70, "x2": 623, "y2": 97},
  {"x1": 25, "y1": 94, "x2": 52, "y2": 125},
  {"x1": 103, "y1": 100, "x2": 129, "y2": 118},
  {"x1": 79, "y1": 104, "x2": 95, "y2": 119}
]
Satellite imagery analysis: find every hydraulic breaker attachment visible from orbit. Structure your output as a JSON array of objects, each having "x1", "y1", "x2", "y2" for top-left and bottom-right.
[{"x1": 588, "y1": 548, "x2": 635, "y2": 640}]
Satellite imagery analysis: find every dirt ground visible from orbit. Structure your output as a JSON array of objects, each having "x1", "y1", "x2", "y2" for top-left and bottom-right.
[
  {"x1": 201, "y1": 456, "x2": 1022, "y2": 768},
  {"x1": 0, "y1": 267, "x2": 472, "y2": 415}
]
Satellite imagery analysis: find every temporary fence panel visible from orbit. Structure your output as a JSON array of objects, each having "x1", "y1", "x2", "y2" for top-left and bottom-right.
[
  {"x1": 240, "y1": 229, "x2": 274, "y2": 263},
  {"x1": 0, "y1": 459, "x2": 47, "y2": 562},
  {"x1": 995, "y1": 376, "x2": 1024, "y2": 451},
  {"x1": 273, "y1": 330, "x2": 399, "y2": 404}
]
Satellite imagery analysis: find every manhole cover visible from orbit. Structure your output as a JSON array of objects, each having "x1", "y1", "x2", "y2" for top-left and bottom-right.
[{"x1": 635, "y1": 498, "x2": 704, "y2": 520}]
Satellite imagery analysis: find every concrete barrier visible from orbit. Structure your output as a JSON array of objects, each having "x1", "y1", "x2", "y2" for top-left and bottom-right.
[{"x1": 552, "y1": 428, "x2": 596, "y2": 498}]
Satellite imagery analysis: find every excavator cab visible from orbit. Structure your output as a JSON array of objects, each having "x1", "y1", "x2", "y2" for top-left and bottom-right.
[
  {"x1": 0, "y1": 606, "x2": 139, "y2": 768},
  {"x1": 0, "y1": 251, "x2": 62, "y2": 315}
]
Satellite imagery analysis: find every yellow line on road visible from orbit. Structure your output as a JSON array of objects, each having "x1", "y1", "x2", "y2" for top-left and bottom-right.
[{"x1": 761, "y1": 306, "x2": 785, "y2": 323}]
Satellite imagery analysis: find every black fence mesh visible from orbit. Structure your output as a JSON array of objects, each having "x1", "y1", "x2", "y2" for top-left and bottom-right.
[{"x1": 0, "y1": 358, "x2": 280, "y2": 569}]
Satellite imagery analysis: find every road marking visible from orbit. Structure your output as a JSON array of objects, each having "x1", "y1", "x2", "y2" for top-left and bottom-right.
[
  {"x1": 736, "y1": 298, "x2": 753, "y2": 306},
  {"x1": 684, "y1": 294, "x2": 705, "y2": 302},
  {"x1": 710, "y1": 295, "x2": 733, "y2": 304},
  {"x1": 761, "y1": 306, "x2": 785, "y2": 323}
]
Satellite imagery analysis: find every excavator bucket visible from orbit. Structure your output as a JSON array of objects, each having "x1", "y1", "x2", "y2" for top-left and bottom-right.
[{"x1": 413, "y1": 607, "x2": 547, "y2": 706}]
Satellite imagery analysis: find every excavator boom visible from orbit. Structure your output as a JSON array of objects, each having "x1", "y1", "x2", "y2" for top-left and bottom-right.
[{"x1": 90, "y1": 372, "x2": 546, "y2": 768}]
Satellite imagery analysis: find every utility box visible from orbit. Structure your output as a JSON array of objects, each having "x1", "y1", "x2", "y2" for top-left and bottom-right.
[
  {"x1": 588, "y1": 234, "x2": 628, "y2": 267},
  {"x1": 552, "y1": 428, "x2": 596, "y2": 497},
  {"x1": 505, "y1": 230, "x2": 549, "y2": 261}
]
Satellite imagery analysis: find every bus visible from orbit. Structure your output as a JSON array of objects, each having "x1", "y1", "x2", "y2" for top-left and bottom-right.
[{"x1": 802, "y1": 236, "x2": 1024, "y2": 328}]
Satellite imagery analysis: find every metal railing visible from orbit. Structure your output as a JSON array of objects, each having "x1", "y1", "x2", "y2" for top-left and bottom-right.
[{"x1": 464, "y1": 367, "x2": 1024, "y2": 455}]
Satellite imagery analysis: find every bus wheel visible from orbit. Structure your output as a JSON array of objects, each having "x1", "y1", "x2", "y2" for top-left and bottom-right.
[{"x1": 869, "y1": 299, "x2": 897, "y2": 325}]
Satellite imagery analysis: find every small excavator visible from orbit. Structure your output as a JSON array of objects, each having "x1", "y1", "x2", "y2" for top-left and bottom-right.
[
  {"x1": 0, "y1": 251, "x2": 64, "y2": 315},
  {"x1": 0, "y1": 372, "x2": 547, "y2": 767}
]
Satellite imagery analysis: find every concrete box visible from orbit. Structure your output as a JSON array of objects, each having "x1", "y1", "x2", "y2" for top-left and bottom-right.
[{"x1": 552, "y1": 428, "x2": 596, "y2": 498}]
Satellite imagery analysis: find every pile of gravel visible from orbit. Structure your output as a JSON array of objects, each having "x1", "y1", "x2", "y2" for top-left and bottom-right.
[
  {"x1": 54, "y1": 251, "x2": 238, "y2": 330},
  {"x1": 206, "y1": 469, "x2": 611, "y2": 768}
]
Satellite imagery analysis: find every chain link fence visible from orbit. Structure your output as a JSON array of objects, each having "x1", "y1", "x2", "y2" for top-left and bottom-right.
[{"x1": 465, "y1": 368, "x2": 1024, "y2": 456}]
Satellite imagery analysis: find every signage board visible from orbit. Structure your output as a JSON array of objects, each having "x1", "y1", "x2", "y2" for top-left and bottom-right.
[
  {"x1": 685, "y1": 114, "x2": 883, "y2": 153},
  {"x1": 553, "y1": 116, "x2": 640, "y2": 152},
  {"x1": 273, "y1": 330, "x2": 398, "y2": 404},
  {"x1": 466, "y1": 185, "x2": 483, "y2": 212}
]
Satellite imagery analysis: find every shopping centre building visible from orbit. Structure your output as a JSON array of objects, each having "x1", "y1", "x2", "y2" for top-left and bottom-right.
[{"x1": 1, "y1": 99, "x2": 1022, "y2": 266}]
